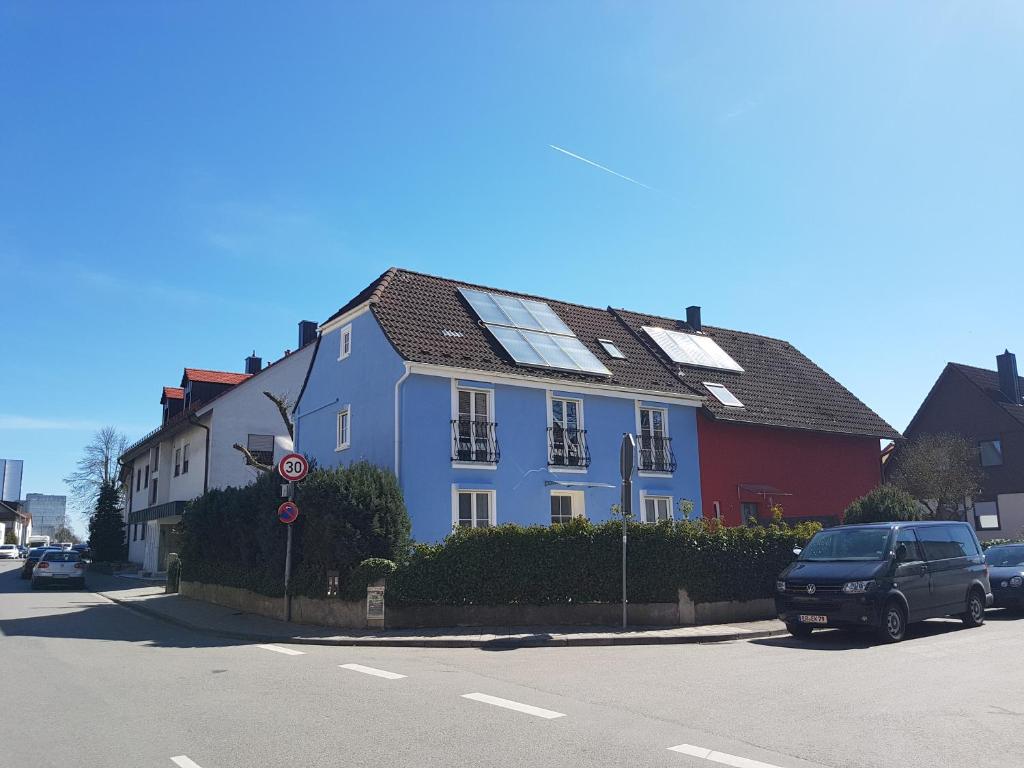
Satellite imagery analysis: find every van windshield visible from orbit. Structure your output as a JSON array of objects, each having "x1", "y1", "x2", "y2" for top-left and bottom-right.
[{"x1": 800, "y1": 528, "x2": 892, "y2": 562}]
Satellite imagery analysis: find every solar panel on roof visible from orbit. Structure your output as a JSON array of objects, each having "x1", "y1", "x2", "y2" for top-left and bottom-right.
[
  {"x1": 459, "y1": 288, "x2": 611, "y2": 376},
  {"x1": 642, "y1": 326, "x2": 744, "y2": 372}
]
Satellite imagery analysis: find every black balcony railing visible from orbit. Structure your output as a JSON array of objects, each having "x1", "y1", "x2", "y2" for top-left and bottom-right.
[
  {"x1": 548, "y1": 427, "x2": 592, "y2": 468},
  {"x1": 638, "y1": 434, "x2": 677, "y2": 473},
  {"x1": 451, "y1": 419, "x2": 500, "y2": 463}
]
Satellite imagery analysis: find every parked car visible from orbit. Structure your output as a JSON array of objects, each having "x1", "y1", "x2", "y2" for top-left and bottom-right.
[
  {"x1": 71, "y1": 543, "x2": 91, "y2": 561},
  {"x1": 18, "y1": 545, "x2": 28, "y2": 558},
  {"x1": 776, "y1": 521, "x2": 992, "y2": 643},
  {"x1": 0, "y1": 544, "x2": 20, "y2": 559},
  {"x1": 21, "y1": 547, "x2": 61, "y2": 579},
  {"x1": 31, "y1": 550, "x2": 86, "y2": 589},
  {"x1": 984, "y1": 543, "x2": 1024, "y2": 610}
]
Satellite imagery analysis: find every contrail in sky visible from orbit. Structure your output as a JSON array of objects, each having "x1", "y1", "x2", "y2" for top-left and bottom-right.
[{"x1": 548, "y1": 144, "x2": 652, "y2": 190}]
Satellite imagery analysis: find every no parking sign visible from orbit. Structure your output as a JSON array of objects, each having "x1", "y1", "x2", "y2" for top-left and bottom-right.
[{"x1": 277, "y1": 501, "x2": 300, "y2": 525}]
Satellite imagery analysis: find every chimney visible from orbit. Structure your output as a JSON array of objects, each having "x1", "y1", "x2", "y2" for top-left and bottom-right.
[
  {"x1": 298, "y1": 320, "x2": 317, "y2": 348},
  {"x1": 997, "y1": 350, "x2": 1021, "y2": 404},
  {"x1": 686, "y1": 305, "x2": 702, "y2": 332},
  {"x1": 245, "y1": 351, "x2": 262, "y2": 375}
]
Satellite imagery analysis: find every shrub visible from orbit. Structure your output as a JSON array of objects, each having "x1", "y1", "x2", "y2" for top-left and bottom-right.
[
  {"x1": 842, "y1": 484, "x2": 922, "y2": 525},
  {"x1": 342, "y1": 558, "x2": 397, "y2": 600},
  {"x1": 981, "y1": 538, "x2": 1024, "y2": 550},
  {"x1": 179, "y1": 462, "x2": 411, "y2": 599},
  {"x1": 387, "y1": 517, "x2": 819, "y2": 606}
]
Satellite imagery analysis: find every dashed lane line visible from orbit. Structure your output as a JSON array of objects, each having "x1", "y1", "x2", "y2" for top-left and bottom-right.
[
  {"x1": 255, "y1": 644, "x2": 306, "y2": 655},
  {"x1": 669, "y1": 743, "x2": 786, "y2": 768},
  {"x1": 339, "y1": 663, "x2": 407, "y2": 680},
  {"x1": 461, "y1": 692, "x2": 566, "y2": 719},
  {"x1": 170, "y1": 757, "x2": 204, "y2": 768}
]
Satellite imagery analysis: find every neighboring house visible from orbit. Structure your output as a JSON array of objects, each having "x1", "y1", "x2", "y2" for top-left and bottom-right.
[
  {"x1": 0, "y1": 500, "x2": 31, "y2": 545},
  {"x1": 119, "y1": 322, "x2": 317, "y2": 572},
  {"x1": 295, "y1": 268, "x2": 896, "y2": 540},
  {"x1": 903, "y1": 350, "x2": 1024, "y2": 540}
]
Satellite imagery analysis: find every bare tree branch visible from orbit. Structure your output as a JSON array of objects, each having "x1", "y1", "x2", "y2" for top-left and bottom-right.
[
  {"x1": 64, "y1": 426, "x2": 128, "y2": 513},
  {"x1": 233, "y1": 443, "x2": 274, "y2": 473},
  {"x1": 263, "y1": 391, "x2": 294, "y2": 440}
]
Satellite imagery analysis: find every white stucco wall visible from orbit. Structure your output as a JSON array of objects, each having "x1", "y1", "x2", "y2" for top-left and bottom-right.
[{"x1": 997, "y1": 493, "x2": 1024, "y2": 539}]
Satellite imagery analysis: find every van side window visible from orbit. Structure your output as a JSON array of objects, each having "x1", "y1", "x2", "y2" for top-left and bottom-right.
[
  {"x1": 916, "y1": 527, "x2": 963, "y2": 561},
  {"x1": 895, "y1": 528, "x2": 924, "y2": 562},
  {"x1": 947, "y1": 525, "x2": 980, "y2": 557}
]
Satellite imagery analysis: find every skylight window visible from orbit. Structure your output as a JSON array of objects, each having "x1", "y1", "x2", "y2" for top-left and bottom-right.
[
  {"x1": 642, "y1": 326, "x2": 744, "y2": 372},
  {"x1": 459, "y1": 288, "x2": 610, "y2": 376},
  {"x1": 598, "y1": 339, "x2": 625, "y2": 359},
  {"x1": 704, "y1": 382, "x2": 744, "y2": 408}
]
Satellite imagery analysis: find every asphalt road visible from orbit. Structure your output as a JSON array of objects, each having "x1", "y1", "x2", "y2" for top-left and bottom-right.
[{"x1": 1, "y1": 560, "x2": 1021, "y2": 768}]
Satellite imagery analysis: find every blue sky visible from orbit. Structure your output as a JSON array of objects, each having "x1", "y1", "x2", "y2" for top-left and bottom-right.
[{"x1": 2, "y1": 2, "x2": 1021, "y2": 526}]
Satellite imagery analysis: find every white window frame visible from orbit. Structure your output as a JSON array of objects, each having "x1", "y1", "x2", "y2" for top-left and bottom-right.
[
  {"x1": 703, "y1": 382, "x2": 744, "y2": 408},
  {"x1": 974, "y1": 500, "x2": 1001, "y2": 531},
  {"x1": 546, "y1": 391, "x2": 587, "y2": 474},
  {"x1": 597, "y1": 338, "x2": 625, "y2": 359},
  {"x1": 451, "y1": 486, "x2": 496, "y2": 529},
  {"x1": 451, "y1": 382, "x2": 497, "y2": 469},
  {"x1": 549, "y1": 490, "x2": 586, "y2": 524},
  {"x1": 639, "y1": 491, "x2": 674, "y2": 524},
  {"x1": 336, "y1": 406, "x2": 351, "y2": 451},
  {"x1": 338, "y1": 324, "x2": 352, "y2": 361},
  {"x1": 635, "y1": 402, "x2": 672, "y2": 476}
]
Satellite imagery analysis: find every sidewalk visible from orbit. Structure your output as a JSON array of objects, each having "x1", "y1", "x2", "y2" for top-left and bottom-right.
[{"x1": 90, "y1": 572, "x2": 787, "y2": 648}]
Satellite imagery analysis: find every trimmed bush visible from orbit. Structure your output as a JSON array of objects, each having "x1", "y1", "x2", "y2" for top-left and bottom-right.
[
  {"x1": 387, "y1": 518, "x2": 820, "y2": 606},
  {"x1": 842, "y1": 484, "x2": 922, "y2": 525},
  {"x1": 343, "y1": 558, "x2": 398, "y2": 600},
  {"x1": 179, "y1": 462, "x2": 410, "y2": 598}
]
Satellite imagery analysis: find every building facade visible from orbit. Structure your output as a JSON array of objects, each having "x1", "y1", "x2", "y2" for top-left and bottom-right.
[
  {"x1": 23, "y1": 493, "x2": 68, "y2": 538},
  {"x1": 295, "y1": 268, "x2": 894, "y2": 540},
  {"x1": 120, "y1": 323, "x2": 316, "y2": 572},
  {"x1": 903, "y1": 350, "x2": 1024, "y2": 540},
  {"x1": 0, "y1": 458, "x2": 24, "y2": 503}
]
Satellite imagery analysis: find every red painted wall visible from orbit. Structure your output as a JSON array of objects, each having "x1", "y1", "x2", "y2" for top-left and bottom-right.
[{"x1": 697, "y1": 414, "x2": 883, "y2": 526}]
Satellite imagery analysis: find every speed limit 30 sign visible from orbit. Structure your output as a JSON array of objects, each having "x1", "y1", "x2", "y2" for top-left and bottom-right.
[{"x1": 278, "y1": 452, "x2": 309, "y2": 482}]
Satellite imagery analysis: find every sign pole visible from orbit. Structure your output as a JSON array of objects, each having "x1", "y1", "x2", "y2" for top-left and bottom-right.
[
  {"x1": 284, "y1": 481, "x2": 294, "y2": 622},
  {"x1": 619, "y1": 433, "x2": 636, "y2": 629}
]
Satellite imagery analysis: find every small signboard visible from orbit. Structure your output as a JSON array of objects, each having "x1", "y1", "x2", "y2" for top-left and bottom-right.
[
  {"x1": 366, "y1": 585, "x2": 385, "y2": 620},
  {"x1": 278, "y1": 453, "x2": 309, "y2": 483},
  {"x1": 277, "y1": 501, "x2": 300, "y2": 525}
]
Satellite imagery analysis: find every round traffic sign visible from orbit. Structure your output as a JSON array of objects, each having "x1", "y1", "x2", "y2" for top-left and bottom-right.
[
  {"x1": 278, "y1": 501, "x2": 300, "y2": 524},
  {"x1": 278, "y1": 452, "x2": 309, "y2": 482}
]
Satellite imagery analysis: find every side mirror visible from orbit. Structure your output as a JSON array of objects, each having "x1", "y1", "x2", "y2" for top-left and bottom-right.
[
  {"x1": 894, "y1": 543, "x2": 908, "y2": 562},
  {"x1": 792, "y1": 547, "x2": 802, "y2": 557}
]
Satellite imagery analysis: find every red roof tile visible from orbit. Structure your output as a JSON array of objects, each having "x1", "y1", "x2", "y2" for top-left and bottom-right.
[
  {"x1": 183, "y1": 368, "x2": 252, "y2": 385},
  {"x1": 161, "y1": 386, "x2": 185, "y2": 401}
]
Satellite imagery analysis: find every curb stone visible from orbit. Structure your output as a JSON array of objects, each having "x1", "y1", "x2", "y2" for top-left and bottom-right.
[{"x1": 97, "y1": 591, "x2": 788, "y2": 648}]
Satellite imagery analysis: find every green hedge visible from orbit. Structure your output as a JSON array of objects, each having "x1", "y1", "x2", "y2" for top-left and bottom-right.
[
  {"x1": 179, "y1": 462, "x2": 410, "y2": 599},
  {"x1": 388, "y1": 518, "x2": 820, "y2": 606}
]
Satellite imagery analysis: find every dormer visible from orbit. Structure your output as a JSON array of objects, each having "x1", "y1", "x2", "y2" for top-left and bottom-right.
[
  {"x1": 160, "y1": 387, "x2": 185, "y2": 425},
  {"x1": 180, "y1": 368, "x2": 252, "y2": 410}
]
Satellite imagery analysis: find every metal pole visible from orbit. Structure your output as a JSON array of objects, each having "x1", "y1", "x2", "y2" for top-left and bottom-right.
[
  {"x1": 284, "y1": 481, "x2": 294, "y2": 622},
  {"x1": 619, "y1": 433, "x2": 635, "y2": 630}
]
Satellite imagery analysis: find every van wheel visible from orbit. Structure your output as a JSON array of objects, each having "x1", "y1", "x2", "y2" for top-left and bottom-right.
[
  {"x1": 962, "y1": 589, "x2": 986, "y2": 627},
  {"x1": 785, "y1": 623, "x2": 814, "y2": 639},
  {"x1": 877, "y1": 601, "x2": 906, "y2": 643}
]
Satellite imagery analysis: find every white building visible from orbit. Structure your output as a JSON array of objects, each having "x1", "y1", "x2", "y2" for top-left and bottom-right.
[{"x1": 120, "y1": 322, "x2": 316, "y2": 573}]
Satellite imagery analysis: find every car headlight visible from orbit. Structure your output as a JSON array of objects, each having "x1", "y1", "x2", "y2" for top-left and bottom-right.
[
  {"x1": 842, "y1": 580, "x2": 876, "y2": 594},
  {"x1": 1011, "y1": 576, "x2": 1023, "y2": 588},
  {"x1": 776, "y1": 580, "x2": 786, "y2": 593}
]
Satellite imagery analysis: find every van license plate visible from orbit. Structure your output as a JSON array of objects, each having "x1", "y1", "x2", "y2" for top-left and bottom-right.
[{"x1": 799, "y1": 614, "x2": 827, "y2": 624}]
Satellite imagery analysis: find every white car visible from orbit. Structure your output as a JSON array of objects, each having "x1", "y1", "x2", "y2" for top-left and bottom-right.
[
  {"x1": 0, "y1": 544, "x2": 20, "y2": 559},
  {"x1": 31, "y1": 550, "x2": 86, "y2": 589}
]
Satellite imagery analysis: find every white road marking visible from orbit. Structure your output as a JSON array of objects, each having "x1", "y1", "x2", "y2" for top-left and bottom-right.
[
  {"x1": 339, "y1": 663, "x2": 406, "y2": 680},
  {"x1": 255, "y1": 644, "x2": 305, "y2": 655},
  {"x1": 668, "y1": 744, "x2": 786, "y2": 768},
  {"x1": 170, "y1": 757, "x2": 204, "y2": 768},
  {"x1": 461, "y1": 692, "x2": 566, "y2": 719}
]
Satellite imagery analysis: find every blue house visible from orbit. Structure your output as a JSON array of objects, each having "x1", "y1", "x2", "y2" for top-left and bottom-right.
[{"x1": 295, "y1": 268, "x2": 712, "y2": 542}]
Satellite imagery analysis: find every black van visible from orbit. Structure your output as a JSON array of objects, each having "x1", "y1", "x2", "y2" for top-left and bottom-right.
[{"x1": 775, "y1": 521, "x2": 992, "y2": 643}]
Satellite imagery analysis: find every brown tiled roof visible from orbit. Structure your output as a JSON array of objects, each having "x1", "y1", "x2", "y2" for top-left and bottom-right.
[
  {"x1": 183, "y1": 368, "x2": 251, "y2": 385},
  {"x1": 322, "y1": 268, "x2": 898, "y2": 439},
  {"x1": 950, "y1": 363, "x2": 1024, "y2": 428},
  {"x1": 611, "y1": 307, "x2": 900, "y2": 439},
  {"x1": 161, "y1": 386, "x2": 185, "y2": 401}
]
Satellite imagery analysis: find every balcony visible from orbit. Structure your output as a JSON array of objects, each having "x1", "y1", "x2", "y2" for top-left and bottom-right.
[
  {"x1": 548, "y1": 427, "x2": 591, "y2": 468},
  {"x1": 451, "y1": 419, "x2": 500, "y2": 464},
  {"x1": 638, "y1": 435, "x2": 677, "y2": 473}
]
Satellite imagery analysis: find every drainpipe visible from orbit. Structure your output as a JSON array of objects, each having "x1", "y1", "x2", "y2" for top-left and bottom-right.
[
  {"x1": 394, "y1": 364, "x2": 411, "y2": 480},
  {"x1": 188, "y1": 413, "x2": 211, "y2": 494}
]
